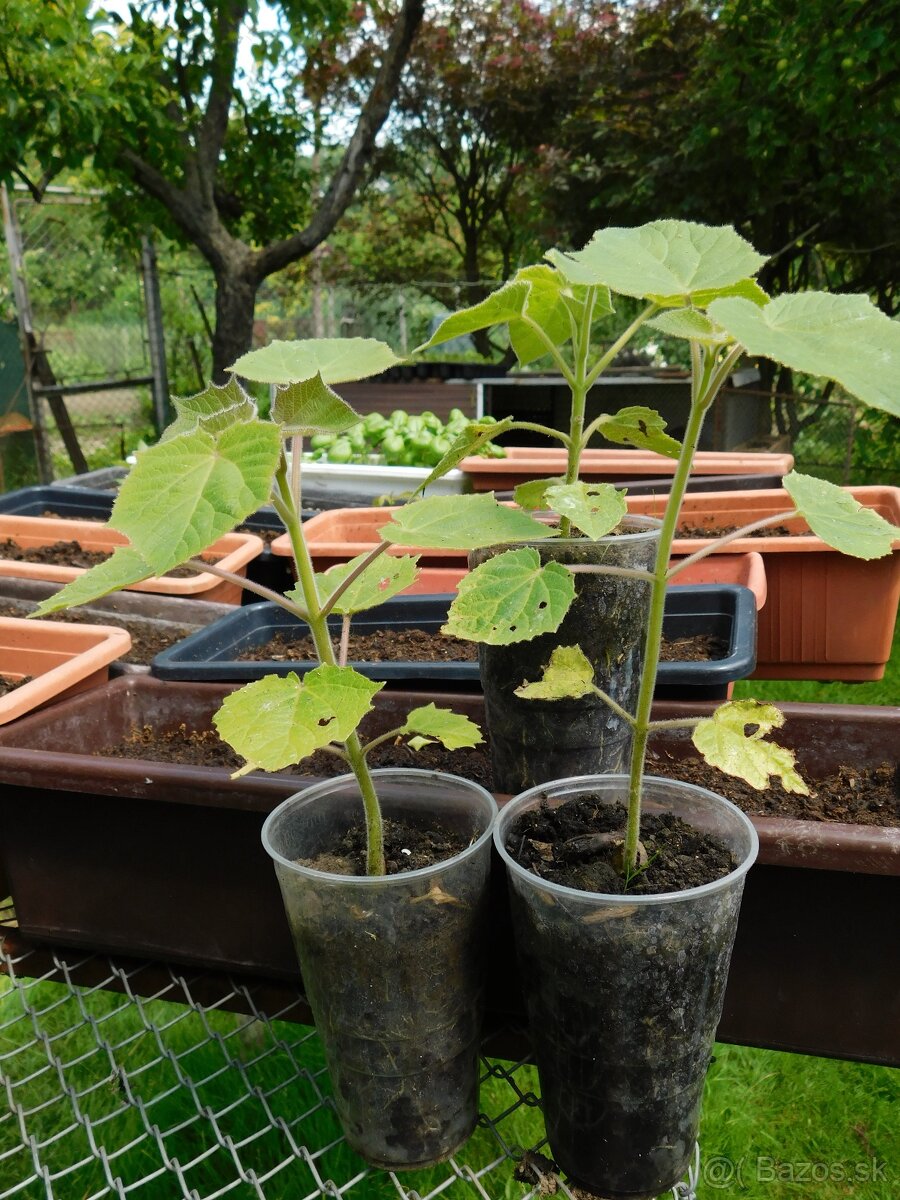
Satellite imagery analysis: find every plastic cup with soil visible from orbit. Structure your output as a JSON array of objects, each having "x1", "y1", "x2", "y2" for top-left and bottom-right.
[
  {"x1": 262, "y1": 769, "x2": 497, "y2": 1169},
  {"x1": 494, "y1": 774, "x2": 758, "y2": 1200}
]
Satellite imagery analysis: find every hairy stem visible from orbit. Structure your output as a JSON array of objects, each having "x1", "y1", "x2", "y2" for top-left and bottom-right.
[
  {"x1": 667, "y1": 511, "x2": 800, "y2": 575},
  {"x1": 184, "y1": 558, "x2": 308, "y2": 617}
]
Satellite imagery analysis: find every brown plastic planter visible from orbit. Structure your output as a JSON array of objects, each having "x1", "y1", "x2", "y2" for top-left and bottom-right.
[
  {"x1": 0, "y1": 615, "x2": 131, "y2": 724},
  {"x1": 628, "y1": 486, "x2": 900, "y2": 680},
  {"x1": 459, "y1": 447, "x2": 794, "y2": 491},
  {"x1": 0, "y1": 678, "x2": 895, "y2": 1064},
  {"x1": 0, "y1": 515, "x2": 264, "y2": 604}
]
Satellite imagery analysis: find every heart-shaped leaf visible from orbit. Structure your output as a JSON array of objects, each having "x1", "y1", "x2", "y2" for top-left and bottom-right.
[
  {"x1": 708, "y1": 292, "x2": 900, "y2": 417},
  {"x1": 314, "y1": 553, "x2": 419, "y2": 614},
  {"x1": 213, "y1": 665, "x2": 383, "y2": 775},
  {"x1": 514, "y1": 644, "x2": 600, "y2": 700},
  {"x1": 547, "y1": 221, "x2": 766, "y2": 303},
  {"x1": 782, "y1": 471, "x2": 900, "y2": 559},
  {"x1": 399, "y1": 703, "x2": 483, "y2": 750},
  {"x1": 272, "y1": 372, "x2": 361, "y2": 436},
  {"x1": 380, "y1": 493, "x2": 556, "y2": 550},
  {"x1": 544, "y1": 482, "x2": 627, "y2": 540},
  {"x1": 230, "y1": 338, "x2": 402, "y2": 385},
  {"x1": 443, "y1": 547, "x2": 575, "y2": 643},
  {"x1": 162, "y1": 378, "x2": 257, "y2": 442},
  {"x1": 594, "y1": 406, "x2": 682, "y2": 458},
  {"x1": 692, "y1": 700, "x2": 809, "y2": 794}
]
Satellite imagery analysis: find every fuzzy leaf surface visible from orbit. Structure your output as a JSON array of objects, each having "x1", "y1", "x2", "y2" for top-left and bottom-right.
[
  {"x1": 399, "y1": 704, "x2": 484, "y2": 750},
  {"x1": 230, "y1": 338, "x2": 402, "y2": 385},
  {"x1": 544, "y1": 482, "x2": 627, "y2": 540},
  {"x1": 33, "y1": 547, "x2": 159, "y2": 616},
  {"x1": 272, "y1": 372, "x2": 361, "y2": 435},
  {"x1": 546, "y1": 221, "x2": 766, "y2": 302},
  {"x1": 647, "y1": 308, "x2": 732, "y2": 345},
  {"x1": 594, "y1": 406, "x2": 682, "y2": 458},
  {"x1": 692, "y1": 700, "x2": 809, "y2": 794},
  {"x1": 314, "y1": 553, "x2": 419, "y2": 614},
  {"x1": 515, "y1": 645, "x2": 599, "y2": 700},
  {"x1": 213, "y1": 666, "x2": 383, "y2": 774},
  {"x1": 708, "y1": 292, "x2": 900, "y2": 417},
  {"x1": 443, "y1": 548, "x2": 575, "y2": 644},
  {"x1": 162, "y1": 378, "x2": 257, "y2": 441},
  {"x1": 782, "y1": 471, "x2": 900, "y2": 559},
  {"x1": 513, "y1": 476, "x2": 566, "y2": 510},
  {"x1": 379, "y1": 493, "x2": 556, "y2": 550},
  {"x1": 415, "y1": 281, "x2": 531, "y2": 352}
]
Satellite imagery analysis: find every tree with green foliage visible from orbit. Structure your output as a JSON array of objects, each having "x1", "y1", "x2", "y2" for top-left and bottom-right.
[{"x1": 0, "y1": 0, "x2": 424, "y2": 378}]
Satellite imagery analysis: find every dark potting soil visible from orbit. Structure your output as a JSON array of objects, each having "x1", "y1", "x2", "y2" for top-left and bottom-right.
[
  {"x1": 677, "y1": 522, "x2": 796, "y2": 539},
  {"x1": 506, "y1": 796, "x2": 737, "y2": 894},
  {"x1": 647, "y1": 752, "x2": 900, "y2": 828},
  {"x1": 0, "y1": 675, "x2": 33, "y2": 697},
  {"x1": 236, "y1": 628, "x2": 726, "y2": 664},
  {"x1": 0, "y1": 603, "x2": 195, "y2": 665},
  {"x1": 301, "y1": 817, "x2": 470, "y2": 876},
  {"x1": 0, "y1": 538, "x2": 219, "y2": 579},
  {"x1": 40, "y1": 511, "x2": 288, "y2": 545},
  {"x1": 95, "y1": 722, "x2": 495, "y2": 789}
]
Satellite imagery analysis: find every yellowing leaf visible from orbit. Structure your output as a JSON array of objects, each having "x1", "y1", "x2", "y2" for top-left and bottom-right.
[
  {"x1": 594, "y1": 406, "x2": 682, "y2": 458},
  {"x1": 544, "y1": 482, "x2": 627, "y2": 540},
  {"x1": 443, "y1": 547, "x2": 575, "y2": 644},
  {"x1": 400, "y1": 704, "x2": 484, "y2": 750},
  {"x1": 515, "y1": 645, "x2": 600, "y2": 701},
  {"x1": 782, "y1": 471, "x2": 900, "y2": 559},
  {"x1": 213, "y1": 666, "x2": 383, "y2": 774},
  {"x1": 380, "y1": 493, "x2": 556, "y2": 550},
  {"x1": 692, "y1": 700, "x2": 809, "y2": 794}
]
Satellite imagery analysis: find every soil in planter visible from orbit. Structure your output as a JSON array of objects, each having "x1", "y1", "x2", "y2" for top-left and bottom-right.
[
  {"x1": 0, "y1": 674, "x2": 33, "y2": 696},
  {"x1": 648, "y1": 753, "x2": 900, "y2": 828},
  {"x1": 0, "y1": 603, "x2": 195, "y2": 666},
  {"x1": 506, "y1": 797, "x2": 736, "y2": 895},
  {"x1": 676, "y1": 522, "x2": 796, "y2": 538},
  {"x1": 0, "y1": 539, "x2": 219, "y2": 578},
  {"x1": 95, "y1": 722, "x2": 496, "y2": 789},
  {"x1": 236, "y1": 628, "x2": 726, "y2": 664},
  {"x1": 302, "y1": 817, "x2": 469, "y2": 876}
]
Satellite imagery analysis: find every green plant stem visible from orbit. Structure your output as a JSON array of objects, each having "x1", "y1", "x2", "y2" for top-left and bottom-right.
[
  {"x1": 319, "y1": 539, "x2": 392, "y2": 617},
  {"x1": 667, "y1": 510, "x2": 800, "y2": 576},
  {"x1": 506, "y1": 420, "x2": 571, "y2": 446},
  {"x1": 566, "y1": 563, "x2": 655, "y2": 582},
  {"x1": 358, "y1": 725, "x2": 410, "y2": 756},
  {"x1": 622, "y1": 349, "x2": 718, "y2": 871},
  {"x1": 184, "y1": 558, "x2": 308, "y2": 618},
  {"x1": 272, "y1": 463, "x2": 385, "y2": 876}
]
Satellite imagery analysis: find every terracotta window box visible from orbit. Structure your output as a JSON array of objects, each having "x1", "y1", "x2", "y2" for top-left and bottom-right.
[
  {"x1": 626, "y1": 485, "x2": 900, "y2": 680},
  {"x1": 0, "y1": 615, "x2": 131, "y2": 724},
  {"x1": 0, "y1": 515, "x2": 265, "y2": 604}
]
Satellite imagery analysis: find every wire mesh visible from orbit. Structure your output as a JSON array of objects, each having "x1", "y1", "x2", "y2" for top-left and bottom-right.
[{"x1": 0, "y1": 934, "x2": 699, "y2": 1200}]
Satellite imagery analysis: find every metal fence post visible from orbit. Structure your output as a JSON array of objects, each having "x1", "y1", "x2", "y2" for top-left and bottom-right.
[{"x1": 141, "y1": 235, "x2": 170, "y2": 433}]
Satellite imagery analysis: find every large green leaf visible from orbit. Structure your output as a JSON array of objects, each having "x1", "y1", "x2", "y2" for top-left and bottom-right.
[
  {"x1": 33, "y1": 546, "x2": 159, "y2": 616},
  {"x1": 230, "y1": 338, "x2": 402, "y2": 385},
  {"x1": 399, "y1": 704, "x2": 484, "y2": 750},
  {"x1": 314, "y1": 553, "x2": 419, "y2": 615},
  {"x1": 594, "y1": 406, "x2": 682, "y2": 458},
  {"x1": 213, "y1": 666, "x2": 383, "y2": 775},
  {"x1": 379, "y1": 493, "x2": 556, "y2": 550},
  {"x1": 415, "y1": 280, "x2": 531, "y2": 353},
  {"x1": 443, "y1": 547, "x2": 575, "y2": 644},
  {"x1": 708, "y1": 292, "x2": 900, "y2": 417},
  {"x1": 33, "y1": 420, "x2": 282, "y2": 616},
  {"x1": 513, "y1": 476, "x2": 567, "y2": 510},
  {"x1": 412, "y1": 416, "x2": 514, "y2": 497},
  {"x1": 514, "y1": 645, "x2": 600, "y2": 700},
  {"x1": 272, "y1": 372, "x2": 361, "y2": 436},
  {"x1": 546, "y1": 221, "x2": 766, "y2": 303},
  {"x1": 162, "y1": 378, "x2": 257, "y2": 442},
  {"x1": 543, "y1": 482, "x2": 627, "y2": 540},
  {"x1": 782, "y1": 471, "x2": 900, "y2": 559},
  {"x1": 692, "y1": 700, "x2": 809, "y2": 794}
]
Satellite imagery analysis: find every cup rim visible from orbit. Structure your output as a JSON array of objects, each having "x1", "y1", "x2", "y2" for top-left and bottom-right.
[
  {"x1": 493, "y1": 772, "x2": 760, "y2": 904},
  {"x1": 262, "y1": 767, "x2": 498, "y2": 884}
]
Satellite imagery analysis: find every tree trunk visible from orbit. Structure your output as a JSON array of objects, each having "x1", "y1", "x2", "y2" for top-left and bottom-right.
[{"x1": 211, "y1": 264, "x2": 259, "y2": 382}]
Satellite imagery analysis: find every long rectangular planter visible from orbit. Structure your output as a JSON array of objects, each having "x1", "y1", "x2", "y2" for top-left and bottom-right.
[
  {"x1": 459, "y1": 447, "x2": 794, "y2": 491},
  {"x1": 0, "y1": 515, "x2": 264, "y2": 604},
  {"x1": 628, "y1": 485, "x2": 900, "y2": 680},
  {"x1": 0, "y1": 678, "x2": 895, "y2": 1064},
  {"x1": 150, "y1": 586, "x2": 757, "y2": 701}
]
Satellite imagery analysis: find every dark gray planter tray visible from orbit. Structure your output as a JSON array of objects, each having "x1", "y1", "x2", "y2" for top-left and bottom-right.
[{"x1": 151, "y1": 586, "x2": 757, "y2": 700}]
